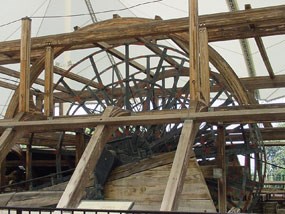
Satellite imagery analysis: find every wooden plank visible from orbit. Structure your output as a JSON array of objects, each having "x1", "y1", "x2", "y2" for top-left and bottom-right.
[
  {"x1": 44, "y1": 46, "x2": 54, "y2": 117},
  {"x1": 19, "y1": 18, "x2": 31, "y2": 113},
  {"x1": 160, "y1": 120, "x2": 198, "y2": 211},
  {"x1": 105, "y1": 156, "x2": 215, "y2": 212},
  {"x1": 56, "y1": 107, "x2": 122, "y2": 208},
  {"x1": 199, "y1": 27, "x2": 210, "y2": 105},
  {"x1": 0, "y1": 65, "x2": 68, "y2": 93},
  {"x1": 0, "y1": 5, "x2": 284, "y2": 57},
  {"x1": 189, "y1": 0, "x2": 199, "y2": 101},
  {"x1": 6, "y1": 191, "x2": 62, "y2": 207},
  {"x1": 0, "y1": 192, "x2": 15, "y2": 206},
  {"x1": 0, "y1": 107, "x2": 285, "y2": 132}
]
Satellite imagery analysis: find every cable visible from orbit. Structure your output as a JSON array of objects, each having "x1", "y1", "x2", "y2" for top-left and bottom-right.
[
  {"x1": 0, "y1": 19, "x2": 21, "y2": 28},
  {"x1": 118, "y1": 0, "x2": 137, "y2": 16},
  {"x1": 252, "y1": 39, "x2": 285, "y2": 55},
  {"x1": 211, "y1": 44, "x2": 244, "y2": 56},
  {"x1": 30, "y1": 0, "x2": 163, "y2": 19},
  {"x1": 36, "y1": 0, "x2": 52, "y2": 36},
  {"x1": 158, "y1": 1, "x2": 187, "y2": 14},
  {"x1": 3, "y1": 0, "x2": 51, "y2": 40},
  {"x1": 0, "y1": 0, "x2": 163, "y2": 29}
]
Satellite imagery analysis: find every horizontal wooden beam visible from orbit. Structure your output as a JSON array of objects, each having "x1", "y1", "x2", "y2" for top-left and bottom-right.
[
  {"x1": 0, "y1": 5, "x2": 284, "y2": 64},
  {"x1": 49, "y1": 74, "x2": 285, "y2": 103},
  {"x1": 239, "y1": 75, "x2": 285, "y2": 90},
  {"x1": 263, "y1": 141, "x2": 285, "y2": 146},
  {"x1": 0, "y1": 107, "x2": 283, "y2": 132}
]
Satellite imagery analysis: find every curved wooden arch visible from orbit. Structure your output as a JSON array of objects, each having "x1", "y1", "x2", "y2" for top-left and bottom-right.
[{"x1": 5, "y1": 47, "x2": 67, "y2": 119}]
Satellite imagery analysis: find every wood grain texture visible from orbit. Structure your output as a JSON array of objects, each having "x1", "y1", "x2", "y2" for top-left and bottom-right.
[
  {"x1": 19, "y1": 18, "x2": 31, "y2": 113},
  {"x1": 44, "y1": 46, "x2": 54, "y2": 117},
  {"x1": 105, "y1": 155, "x2": 216, "y2": 212}
]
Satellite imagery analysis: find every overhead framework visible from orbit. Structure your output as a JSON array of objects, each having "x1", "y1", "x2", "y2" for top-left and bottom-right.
[{"x1": 0, "y1": 2, "x2": 284, "y2": 213}]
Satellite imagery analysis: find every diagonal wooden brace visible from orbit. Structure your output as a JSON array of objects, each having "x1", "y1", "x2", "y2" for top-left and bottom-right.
[{"x1": 57, "y1": 106, "x2": 130, "y2": 208}]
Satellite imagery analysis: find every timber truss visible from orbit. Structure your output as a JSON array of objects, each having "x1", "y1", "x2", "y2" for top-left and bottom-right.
[{"x1": 0, "y1": 2, "x2": 285, "y2": 213}]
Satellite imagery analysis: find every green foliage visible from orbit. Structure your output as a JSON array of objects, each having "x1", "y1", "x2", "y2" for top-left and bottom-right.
[{"x1": 266, "y1": 146, "x2": 285, "y2": 180}]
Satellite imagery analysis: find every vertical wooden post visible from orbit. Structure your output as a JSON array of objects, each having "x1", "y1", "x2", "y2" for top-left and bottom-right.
[
  {"x1": 199, "y1": 27, "x2": 210, "y2": 105},
  {"x1": 44, "y1": 46, "x2": 54, "y2": 117},
  {"x1": 75, "y1": 132, "x2": 85, "y2": 165},
  {"x1": 35, "y1": 95, "x2": 43, "y2": 111},
  {"x1": 56, "y1": 132, "x2": 64, "y2": 179},
  {"x1": 160, "y1": 120, "x2": 199, "y2": 211},
  {"x1": 26, "y1": 133, "x2": 33, "y2": 190},
  {"x1": 59, "y1": 103, "x2": 64, "y2": 116},
  {"x1": 0, "y1": 160, "x2": 6, "y2": 190},
  {"x1": 19, "y1": 17, "x2": 31, "y2": 113},
  {"x1": 217, "y1": 124, "x2": 227, "y2": 213},
  {"x1": 189, "y1": 0, "x2": 200, "y2": 101}
]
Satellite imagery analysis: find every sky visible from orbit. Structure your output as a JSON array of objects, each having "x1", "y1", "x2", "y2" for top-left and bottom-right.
[{"x1": 0, "y1": 0, "x2": 285, "y2": 116}]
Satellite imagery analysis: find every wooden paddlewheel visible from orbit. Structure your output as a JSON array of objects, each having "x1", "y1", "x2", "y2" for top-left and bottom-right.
[
  {"x1": 1, "y1": 3, "x2": 285, "y2": 212},
  {"x1": 44, "y1": 40, "x2": 265, "y2": 211}
]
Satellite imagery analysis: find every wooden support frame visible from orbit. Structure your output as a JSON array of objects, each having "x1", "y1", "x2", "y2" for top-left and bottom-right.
[
  {"x1": 19, "y1": 18, "x2": 31, "y2": 113},
  {"x1": 160, "y1": 119, "x2": 199, "y2": 210},
  {"x1": 57, "y1": 107, "x2": 126, "y2": 208},
  {"x1": 44, "y1": 46, "x2": 54, "y2": 117},
  {"x1": 0, "y1": 107, "x2": 285, "y2": 132}
]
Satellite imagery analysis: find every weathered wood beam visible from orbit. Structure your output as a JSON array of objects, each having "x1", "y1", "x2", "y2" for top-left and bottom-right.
[
  {"x1": 44, "y1": 46, "x2": 54, "y2": 117},
  {"x1": 19, "y1": 18, "x2": 31, "y2": 113},
  {"x1": 0, "y1": 107, "x2": 284, "y2": 132},
  {"x1": 199, "y1": 27, "x2": 210, "y2": 105},
  {"x1": 245, "y1": 4, "x2": 275, "y2": 79},
  {"x1": 0, "y1": 65, "x2": 68, "y2": 93},
  {"x1": 255, "y1": 36, "x2": 275, "y2": 79},
  {"x1": 212, "y1": 74, "x2": 285, "y2": 92},
  {"x1": 0, "y1": 5, "x2": 284, "y2": 56},
  {"x1": 56, "y1": 107, "x2": 123, "y2": 208},
  {"x1": 189, "y1": 0, "x2": 200, "y2": 101},
  {"x1": 0, "y1": 79, "x2": 17, "y2": 90},
  {"x1": 160, "y1": 120, "x2": 199, "y2": 211}
]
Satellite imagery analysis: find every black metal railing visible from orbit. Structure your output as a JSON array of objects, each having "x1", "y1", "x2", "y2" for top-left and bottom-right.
[{"x1": 0, "y1": 206, "x2": 236, "y2": 214}]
